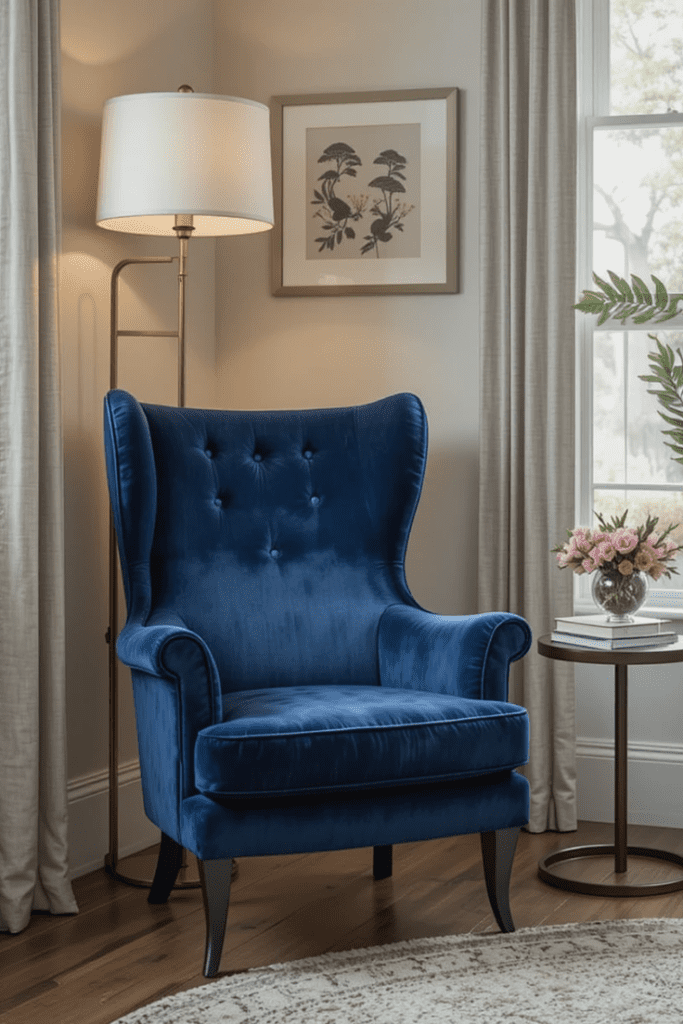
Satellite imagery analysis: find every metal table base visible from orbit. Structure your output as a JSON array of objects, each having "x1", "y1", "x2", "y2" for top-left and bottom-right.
[{"x1": 537, "y1": 641, "x2": 683, "y2": 897}]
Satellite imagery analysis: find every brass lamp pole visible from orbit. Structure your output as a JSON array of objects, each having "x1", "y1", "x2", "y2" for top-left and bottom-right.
[{"x1": 104, "y1": 221, "x2": 196, "y2": 887}]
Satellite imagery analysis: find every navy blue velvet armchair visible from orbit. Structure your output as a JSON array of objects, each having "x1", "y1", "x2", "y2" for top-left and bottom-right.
[{"x1": 103, "y1": 388, "x2": 532, "y2": 977}]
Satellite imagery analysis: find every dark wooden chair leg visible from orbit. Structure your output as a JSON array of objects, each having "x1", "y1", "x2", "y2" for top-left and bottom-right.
[
  {"x1": 480, "y1": 827, "x2": 520, "y2": 933},
  {"x1": 373, "y1": 844, "x2": 393, "y2": 880},
  {"x1": 198, "y1": 857, "x2": 234, "y2": 977},
  {"x1": 148, "y1": 832, "x2": 184, "y2": 904}
]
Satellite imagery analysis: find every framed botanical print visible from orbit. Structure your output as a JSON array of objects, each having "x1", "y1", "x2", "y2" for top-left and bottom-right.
[{"x1": 271, "y1": 88, "x2": 458, "y2": 296}]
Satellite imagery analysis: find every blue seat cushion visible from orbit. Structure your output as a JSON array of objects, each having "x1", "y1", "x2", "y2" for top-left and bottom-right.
[{"x1": 194, "y1": 685, "x2": 529, "y2": 799}]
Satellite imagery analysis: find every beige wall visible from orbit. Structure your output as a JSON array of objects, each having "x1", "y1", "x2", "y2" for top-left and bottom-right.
[
  {"x1": 61, "y1": 0, "x2": 217, "y2": 780},
  {"x1": 214, "y1": 0, "x2": 482, "y2": 618}
]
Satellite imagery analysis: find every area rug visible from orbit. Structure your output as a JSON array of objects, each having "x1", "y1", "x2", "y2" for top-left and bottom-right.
[{"x1": 112, "y1": 918, "x2": 683, "y2": 1023}]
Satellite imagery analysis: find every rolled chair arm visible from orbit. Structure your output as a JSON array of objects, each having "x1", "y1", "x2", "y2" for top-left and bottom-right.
[
  {"x1": 116, "y1": 621, "x2": 223, "y2": 825},
  {"x1": 378, "y1": 605, "x2": 532, "y2": 702},
  {"x1": 117, "y1": 620, "x2": 222, "y2": 728}
]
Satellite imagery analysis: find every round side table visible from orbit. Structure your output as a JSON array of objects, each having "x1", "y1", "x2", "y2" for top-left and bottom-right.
[{"x1": 537, "y1": 633, "x2": 683, "y2": 896}]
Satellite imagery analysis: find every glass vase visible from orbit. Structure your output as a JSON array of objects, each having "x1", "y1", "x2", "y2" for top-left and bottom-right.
[{"x1": 591, "y1": 567, "x2": 648, "y2": 622}]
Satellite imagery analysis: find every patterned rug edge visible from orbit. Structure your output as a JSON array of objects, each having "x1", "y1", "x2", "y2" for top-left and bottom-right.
[{"x1": 111, "y1": 917, "x2": 683, "y2": 1024}]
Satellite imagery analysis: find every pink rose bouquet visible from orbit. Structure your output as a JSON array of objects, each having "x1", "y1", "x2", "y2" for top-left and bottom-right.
[{"x1": 553, "y1": 510, "x2": 682, "y2": 580}]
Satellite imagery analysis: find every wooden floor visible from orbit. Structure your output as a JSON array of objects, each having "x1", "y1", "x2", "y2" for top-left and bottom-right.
[{"x1": 4, "y1": 820, "x2": 683, "y2": 1024}]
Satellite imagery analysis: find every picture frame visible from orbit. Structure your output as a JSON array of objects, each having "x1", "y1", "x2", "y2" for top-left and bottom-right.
[{"x1": 271, "y1": 88, "x2": 458, "y2": 296}]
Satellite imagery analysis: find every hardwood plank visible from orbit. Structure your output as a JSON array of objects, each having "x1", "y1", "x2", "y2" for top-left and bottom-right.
[{"x1": 3, "y1": 823, "x2": 683, "y2": 1024}]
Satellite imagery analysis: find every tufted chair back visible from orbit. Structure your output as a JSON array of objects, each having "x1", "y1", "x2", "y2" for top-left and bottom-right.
[{"x1": 104, "y1": 389, "x2": 428, "y2": 694}]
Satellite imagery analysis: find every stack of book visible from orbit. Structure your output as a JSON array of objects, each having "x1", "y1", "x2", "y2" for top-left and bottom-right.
[{"x1": 551, "y1": 614, "x2": 678, "y2": 650}]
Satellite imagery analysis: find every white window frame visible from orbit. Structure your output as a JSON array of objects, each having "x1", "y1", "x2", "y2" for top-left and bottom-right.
[{"x1": 576, "y1": 0, "x2": 683, "y2": 616}]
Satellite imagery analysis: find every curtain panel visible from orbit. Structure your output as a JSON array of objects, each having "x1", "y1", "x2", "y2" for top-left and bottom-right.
[
  {"x1": 479, "y1": 0, "x2": 577, "y2": 832},
  {"x1": 0, "y1": 0, "x2": 78, "y2": 932}
]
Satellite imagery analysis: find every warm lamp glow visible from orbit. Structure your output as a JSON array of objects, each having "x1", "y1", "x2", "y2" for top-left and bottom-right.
[{"x1": 96, "y1": 92, "x2": 274, "y2": 236}]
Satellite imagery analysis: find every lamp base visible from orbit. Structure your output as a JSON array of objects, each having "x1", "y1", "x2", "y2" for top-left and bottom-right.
[{"x1": 104, "y1": 844, "x2": 238, "y2": 888}]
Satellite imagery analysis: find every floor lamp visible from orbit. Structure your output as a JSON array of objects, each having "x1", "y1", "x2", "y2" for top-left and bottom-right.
[{"x1": 96, "y1": 85, "x2": 274, "y2": 887}]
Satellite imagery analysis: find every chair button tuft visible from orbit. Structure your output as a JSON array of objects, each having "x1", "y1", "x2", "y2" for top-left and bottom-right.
[
  {"x1": 214, "y1": 497, "x2": 223, "y2": 507},
  {"x1": 310, "y1": 495, "x2": 320, "y2": 506},
  {"x1": 253, "y1": 452, "x2": 263, "y2": 462},
  {"x1": 270, "y1": 548, "x2": 280, "y2": 558},
  {"x1": 303, "y1": 449, "x2": 313, "y2": 460},
  {"x1": 205, "y1": 448, "x2": 214, "y2": 458}
]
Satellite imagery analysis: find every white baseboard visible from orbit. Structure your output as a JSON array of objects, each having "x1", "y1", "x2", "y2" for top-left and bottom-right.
[
  {"x1": 67, "y1": 759, "x2": 158, "y2": 879},
  {"x1": 576, "y1": 736, "x2": 683, "y2": 828},
  {"x1": 67, "y1": 738, "x2": 683, "y2": 879}
]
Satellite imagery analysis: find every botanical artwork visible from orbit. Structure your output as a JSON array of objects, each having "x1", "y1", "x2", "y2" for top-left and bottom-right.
[{"x1": 305, "y1": 123, "x2": 421, "y2": 261}]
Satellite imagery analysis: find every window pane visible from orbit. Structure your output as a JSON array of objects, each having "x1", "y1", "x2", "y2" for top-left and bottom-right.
[
  {"x1": 594, "y1": 126, "x2": 683, "y2": 292},
  {"x1": 593, "y1": 488, "x2": 683, "y2": 589},
  {"x1": 593, "y1": 332, "x2": 625, "y2": 484},
  {"x1": 610, "y1": 0, "x2": 683, "y2": 116},
  {"x1": 594, "y1": 330, "x2": 683, "y2": 487},
  {"x1": 627, "y1": 331, "x2": 683, "y2": 485}
]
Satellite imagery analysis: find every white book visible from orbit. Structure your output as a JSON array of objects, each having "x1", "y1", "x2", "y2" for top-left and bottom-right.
[
  {"x1": 550, "y1": 630, "x2": 678, "y2": 651},
  {"x1": 554, "y1": 614, "x2": 671, "y2": 639}
]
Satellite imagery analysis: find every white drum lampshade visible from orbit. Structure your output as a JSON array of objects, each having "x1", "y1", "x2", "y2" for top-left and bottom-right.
[{"x1": 96, "y1": 91, "x2": 274, "y2": 236}]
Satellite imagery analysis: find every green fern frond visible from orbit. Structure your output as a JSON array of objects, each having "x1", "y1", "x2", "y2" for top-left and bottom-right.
[{"x1": 573, "y1": 272, "x2": 682, "y2": 326}]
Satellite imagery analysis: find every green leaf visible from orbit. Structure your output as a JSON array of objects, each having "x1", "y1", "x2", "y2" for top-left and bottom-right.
[
  {"x1": 630, "y1": 274, "x2": 652, "y2": 304},
  {"x1": 660, "y1": 433, "x2": 683, "y2": 448},
  {"x1": 653, "y1": 412, "x2": 683, "y2": 429},
  {"x1": 632, "y1": 308, "x2": 657, "y2": 323},
  {"x1": 631, "y1": 276, "x2": 647, "y2": 303},
  {"x1": 574, "y1": 297, "x2": 606, "y2": 314},
  {"x1": 592, "y1": 273, "x2": 619, "y2": 302},
  {"x1": 609, "y1": 271, "x2": 634, "y2": 302},
  {"x1": 655, "y1": 306, "x2": 681, "y2": 323},
  {"x1": 653, "y1": 275, "x2": 669, "y2": 309},
  {"x1": 616, "y1": 304, "x2": 640, "y2": 322}
]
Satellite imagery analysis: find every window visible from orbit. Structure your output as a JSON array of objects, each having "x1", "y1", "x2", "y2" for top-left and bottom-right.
[{"x1": 578, "y1": 0, "x2": 683, "y2": 608}]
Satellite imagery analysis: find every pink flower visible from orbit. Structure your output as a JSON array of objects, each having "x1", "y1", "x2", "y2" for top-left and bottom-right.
[
  {"x1": 571, "y1": 528, "x2": 592, "y2": 553},
  {"x1": 650, "y1": 562, "x2": 666, "y2": 581},
  {"x1": 614, "y1": 529, "x2": 638, "y2": 554},
  {"x1": 581, "y1": 557, "x2": 595, "y2": 574},
  {"x1": 597, "y1": 541, "x2": 616, "y2": 563}
]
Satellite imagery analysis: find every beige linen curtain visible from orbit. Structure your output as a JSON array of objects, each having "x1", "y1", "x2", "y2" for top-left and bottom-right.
[
  {"x1": 0, "y1": 0, "x2": 78, "y2": 931},
  {"x1": 479, "y1": 0, "x2": 577, "y2": 833}
]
